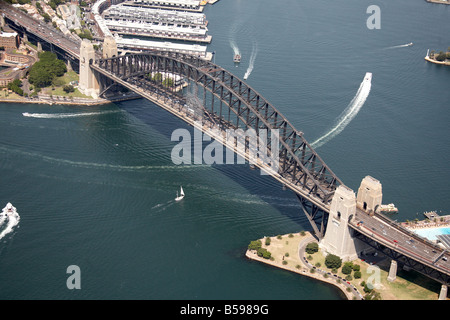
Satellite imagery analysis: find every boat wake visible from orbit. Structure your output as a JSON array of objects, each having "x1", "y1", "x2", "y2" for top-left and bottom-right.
[
  {"x1": 22, "y1": 110, "x2": 119, "y2": 119},
  {"x1": 230, "y1": 39, "x2": 240, "y2": 57},
  {"x1": 151, "y1": 200, "x2": 175, "y2": 213},
  {"x1": 0, "y1": 205, "x2": 20, "y2": 241},
  {"x1": 384, "y1": 43, "x2": 413, "y2": 50},
  {"x1": 243, "y1": 40, "x2": 258, "y2": 80},
  {"x1": 311, "y1": 73, "x2": 372, "y2": 149}
]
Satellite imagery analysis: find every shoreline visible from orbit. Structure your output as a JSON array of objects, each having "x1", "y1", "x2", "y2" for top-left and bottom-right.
[
  {"x1": 245, "y1": 232, "x2": 445, "y2": 300},
  {"x1": 426, "y1": 0, "x2": 450, "y2": 4},
  {"x1": 425, "y1": 56, "x2": 450, "y2": 66},
  {"x1": 245, "y1": 233, "x2": 360, "y2": 300},
  {"x1": 0, "y1": 94, "x2": 142, "y2": 106}
]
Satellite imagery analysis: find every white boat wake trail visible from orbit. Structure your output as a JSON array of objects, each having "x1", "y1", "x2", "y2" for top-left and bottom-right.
[
  {"x1": 230, "y1": 39, "x2": 240, "y2": 57},
  {"x1": 0, "y1": 212, "x2": 20, "y2": 241},
  {"x1": 244, "y1": 40, "x2": 258, "y2": 80},
  {"x1": 311, "y1": 73, "x2": 372, "y2": 149},
  {"x1": 22, "y1": 110, "x2": 119, "y2": 119},
  {"x1": 384, "y1": 43, "x2": 412, "y2": 50}
]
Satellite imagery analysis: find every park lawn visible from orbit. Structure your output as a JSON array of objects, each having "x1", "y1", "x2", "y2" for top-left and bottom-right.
[
  {"x1": 41, "y1": 70, "x2": 89, "y2": 98},
  {"x1": 58, "y1": 70, "x2": 79, "y2": 84},
  {"x1": 0, "y1": 90, "x2": 26, "y2": 100},
  {"x1": 47, "y1": 86, "x2": 89, "y2": 98},
  {"x1": 260, "y1": 233, "x2": 307, "y2": 269},
  {"x1": 306, "y1": 246, "x2": 440, "y2": 300}
]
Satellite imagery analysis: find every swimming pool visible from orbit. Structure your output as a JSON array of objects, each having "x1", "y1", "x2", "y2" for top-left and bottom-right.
[{"x1": 413, "y1": 227, "x2": 450, "y2": 241}]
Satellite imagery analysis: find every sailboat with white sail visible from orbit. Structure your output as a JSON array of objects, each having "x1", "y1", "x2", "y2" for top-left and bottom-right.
[{"x1": 175, "y1": 186, "x2": 185, "y2": 201}]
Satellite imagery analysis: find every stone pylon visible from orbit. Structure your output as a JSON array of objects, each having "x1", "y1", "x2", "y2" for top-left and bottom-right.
[
  {"x1": 356, "y1": 176, "x2": 383, "y2": 215},
  {"x1": 78, "y1": 39, "x2": 99, "y2": 99},
  {"x1": 319, "y1": 185, "x2": 367, "y2": 261},
  {"x1": 102, "y1": 35, "x2": 118, "y2": 59}
]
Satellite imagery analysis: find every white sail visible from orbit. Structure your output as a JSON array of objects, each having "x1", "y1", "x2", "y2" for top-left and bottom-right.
[{"x1": 175, "y1": 186, "x2": 185, "y2": 201}]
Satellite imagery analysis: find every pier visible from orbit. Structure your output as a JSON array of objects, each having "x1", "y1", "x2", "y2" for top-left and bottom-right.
[
  {"x1": 92, "y1": 0, "x2": 213, "y2": 60},
  {"x1": 103, "y1": 4, "x2": 212, "y2": 43}
]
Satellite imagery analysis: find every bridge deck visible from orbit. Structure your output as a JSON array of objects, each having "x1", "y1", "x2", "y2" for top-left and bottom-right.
[{"x1": 352, "y1": 209, "x2": 450, "y2": 278}]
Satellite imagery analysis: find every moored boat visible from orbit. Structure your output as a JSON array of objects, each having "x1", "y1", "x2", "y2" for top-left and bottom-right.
[{"x1": 379, "y1": 203, "x2": 398, "y2": 213}]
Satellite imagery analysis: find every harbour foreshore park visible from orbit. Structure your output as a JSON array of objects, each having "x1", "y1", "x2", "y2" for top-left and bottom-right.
[
  {"x1": 246, "y1": 177, "x2": 450, "y2": 301},
  {"x1": 0, "y1": 0, "x2": 449, "y2": 301}
]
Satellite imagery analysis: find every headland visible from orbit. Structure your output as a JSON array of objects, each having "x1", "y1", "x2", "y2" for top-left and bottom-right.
[{"x1": 246, "y1": 231, "x2": 445, "y2": 300}]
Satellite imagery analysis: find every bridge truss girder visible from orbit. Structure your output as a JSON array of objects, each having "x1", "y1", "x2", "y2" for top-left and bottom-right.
[
  {"x1": 95, "y1": 52, "x2": 344, "y2": 238},
  {"x1": 353, "y1": 230, "x2": 450, "y2": 286}
]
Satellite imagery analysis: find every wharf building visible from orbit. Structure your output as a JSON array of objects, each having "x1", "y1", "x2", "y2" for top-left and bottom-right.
[
  {"x1": 116, "y1": 37, "x2": 211, "y2": 59},
  {"x1": 92, "y1": 0, "x2": 212, "y2": 60},
  {"x1": 123, "y1": 0, "x2": 203, "y2": 12},
  {"x1": 103, "y1": 4, "x2": 211, "y2": 43}
]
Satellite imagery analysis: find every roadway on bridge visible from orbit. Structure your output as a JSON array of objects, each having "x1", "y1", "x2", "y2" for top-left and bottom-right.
[
  {"x1": 0, "y1": 2, "x2": 81, "y2": 59},
  {"x1": 352, "y1": 210, "x2": 450, "y2": 274}
]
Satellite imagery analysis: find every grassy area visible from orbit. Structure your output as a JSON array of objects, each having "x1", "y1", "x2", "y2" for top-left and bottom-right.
[
  {"x1": 0, "y1": 90, "x2": 26, "y2": 100},
  {"x1": 41, "y1": 70, "x2": 89, "y2": 99},
  {"x1": 256, "y1": 232, "x2": 443, "y2": 300}
]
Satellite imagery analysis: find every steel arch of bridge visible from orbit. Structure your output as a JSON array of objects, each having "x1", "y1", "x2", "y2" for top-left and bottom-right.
[{"x1": 93, "y1": 52, "x2": 343, "y2": 238}]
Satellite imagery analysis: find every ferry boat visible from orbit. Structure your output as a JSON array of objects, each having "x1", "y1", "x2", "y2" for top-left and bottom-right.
[
  {"x1": 379, "y1": 203, "x2": 398, "y2": 213},
  {"x1": 233, "y1": 54, "x2": 241, "y2": 63}
]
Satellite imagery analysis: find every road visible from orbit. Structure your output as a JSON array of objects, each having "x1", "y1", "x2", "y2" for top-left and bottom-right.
[
  {"x1": 352, "y1": 209, "x2": 450, "y2": 275},
  {"x1": 0, "y1": 1, "x2": 81, "y2": 59}
]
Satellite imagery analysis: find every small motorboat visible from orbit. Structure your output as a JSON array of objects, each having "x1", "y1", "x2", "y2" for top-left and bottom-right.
[
  {"x1": 233, "y1": 54, "x2": 241, "y2": 63},
  {"x1": 175, "y1": 186, "x2": 185, "y2": 201},
  {"x1": 2, "y1": 202, "x2": 17, "y2": 216}
]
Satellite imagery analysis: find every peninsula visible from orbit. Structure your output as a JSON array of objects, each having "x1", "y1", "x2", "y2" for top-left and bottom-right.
[
  {"x1": 246, "y1": 231, "x2": 445, "y2": 300},
  {"x1": 425, "y1": 48, "x2": 450, "y2": 66}
]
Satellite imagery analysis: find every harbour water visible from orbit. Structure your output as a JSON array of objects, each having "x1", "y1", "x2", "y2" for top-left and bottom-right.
[{"x1": 0, "y1": 0, "x2": 449, "y2": 300}]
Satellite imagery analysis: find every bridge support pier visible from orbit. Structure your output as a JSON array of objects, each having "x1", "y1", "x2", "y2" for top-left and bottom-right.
[
  {"x1": 387, "y1": 260, "x2": 397, "y2": 282},
  {"x1": 438, "y1": 285, "x2": 447, "y2": 300},
  {"x1": 79, "y1": 39, "x2": 99, "y2": 99},
  {"x1": 356, "y1": 176, "x2": 382, "y2": 215},
  {"x1": 319, "y1": 185, "x2": 367, "y2": 262}
]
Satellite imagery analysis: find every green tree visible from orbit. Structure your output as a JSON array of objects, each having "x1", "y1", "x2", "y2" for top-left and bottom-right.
[
  {"x1": 28, "y1": 51, "x2": 67, "y2": 88},
  {"x1": 248, "y1": 240, "x2": 262, "y2": 251},
  {"x1": 256, "y1": 248, "x2": 271, "y2": 259},
  {"x1": 305, "y1": 242, "x2": 319, "y2": 254},
  {"x1": 436, "y1": 51, "x2": 446, "y2": 62},
  {"x1": 63, "y1": 85, "x2": 75, "y2": 93},
  {"x1": 342, "y1": 264, "x2": 353, "y2": 275},
  {"x1": 325, "y1": 254, "x2": 342, "y2": 269}
]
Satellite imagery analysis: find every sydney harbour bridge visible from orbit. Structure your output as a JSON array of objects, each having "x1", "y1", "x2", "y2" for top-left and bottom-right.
[{"x1": 1, "y1": 1, "x2": 449, "y2": 298}]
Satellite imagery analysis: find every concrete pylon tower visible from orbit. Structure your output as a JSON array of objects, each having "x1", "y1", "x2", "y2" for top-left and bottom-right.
[
  {"x1": 319, "y1": 185, "x2": 363, "y2": 261},
  {"x1": 356, "y1": 176, "x2": 383, "y2": 215},
  {"x1": 320, "y1": 185, "x2": 366, "y2": 261},
  {"x1": 78, "y1": 39, "x2": 99, "y2": 99},
  {"x1": 102, "y1": 36, "x2": 118, "y2": 59}
]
